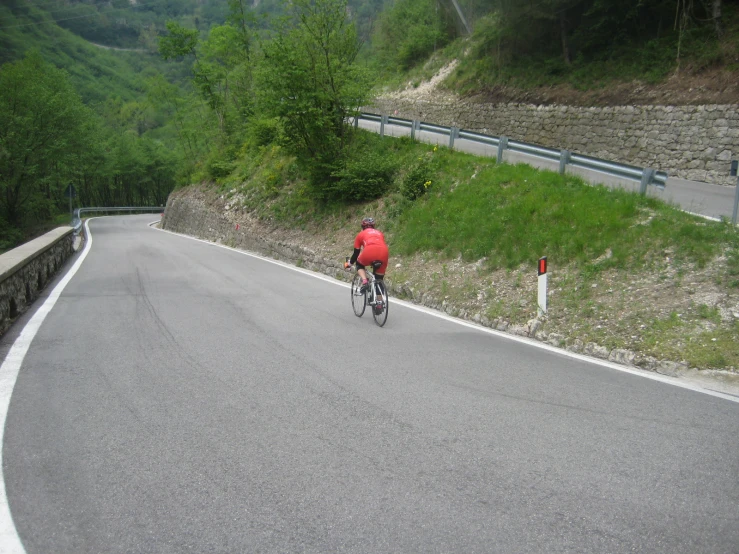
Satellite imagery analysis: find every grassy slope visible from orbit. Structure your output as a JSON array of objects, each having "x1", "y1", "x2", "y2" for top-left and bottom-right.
[{"x1": 201, "y1": 130, "x2": 739, "y2": 370}]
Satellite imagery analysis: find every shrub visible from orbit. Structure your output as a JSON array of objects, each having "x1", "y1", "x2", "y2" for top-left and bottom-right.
[
  {"x1": 207, "y1": 157, "x2": 235, "y2": 180},
  {"x1": 0, "y1": 218, "x2": 24, "y2": 253},
  {"x1": 329, "y1": 152, "x2": 398, "y2": 202},
  {"x1": 400, "y1": 155, "x2": 435, "y2": 200},
  {"x1": 249, "y1": 118, "x2": 281, "y2": 147}
]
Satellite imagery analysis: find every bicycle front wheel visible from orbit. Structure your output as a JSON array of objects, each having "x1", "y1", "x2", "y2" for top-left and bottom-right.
[
  {"x1": 372, "y1": 280, "x2": 389, "y2": 327},
  {"x1": 351, "y1": 273, "x2": 366, "y2": 317}
]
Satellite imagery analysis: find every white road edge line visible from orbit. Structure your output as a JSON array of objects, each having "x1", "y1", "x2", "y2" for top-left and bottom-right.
[
  {"x1": 152, "y1": 222, "x2": 738, "y2": 405},
  {"x1": 0, "y1": 219, "x2": 96, "y2": 553},
  {"x1": 683, "y1": 210, "x2": 722, "y2": 223}
]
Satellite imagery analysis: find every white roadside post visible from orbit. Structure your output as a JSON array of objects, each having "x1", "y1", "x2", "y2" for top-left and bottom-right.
[{"x1": 538, "y1": 256, "x2": 548, "y2": 317}]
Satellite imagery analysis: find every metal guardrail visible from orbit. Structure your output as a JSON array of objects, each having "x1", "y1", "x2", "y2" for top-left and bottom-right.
[
  {"x1": 358, "y1": 112, "x2": 667, "y2": 192},
  {"x1": 388, "y1": 116, "x2": 412, "y2": 129},
  {"x1": 458, "y1": 129, "x2": 499, "y2": 147},
  {"x1": 71, "y1": 207, "x2": 163, "y2": 234},
  {"x1": 508, "y1": 139, "x2": 560, "y2": 162},
  {"x1": 362, "y1": 113, "x2": 382, "y2": 124},
  {"x1": 419, "y1": 122, "x2": 451, "y2": 135}
]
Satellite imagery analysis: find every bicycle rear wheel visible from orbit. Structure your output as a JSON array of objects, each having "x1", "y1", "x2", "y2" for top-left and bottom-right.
[
  {"x1": 351, "y1": 273, "x2": 366, "y2": 317},
  {"x1": 372, "y1": 280, "x2": 389, "y2": 327}
]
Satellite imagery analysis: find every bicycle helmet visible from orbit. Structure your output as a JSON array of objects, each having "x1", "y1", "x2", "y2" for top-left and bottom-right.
[{"x1": 361, "y1": 217, "x2": 375, "y2": 229}]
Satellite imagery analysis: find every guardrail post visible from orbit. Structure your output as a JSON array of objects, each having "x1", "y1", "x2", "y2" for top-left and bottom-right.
[
  {"x1": 411, "y1": 120, "x2": 419, "y2": 140},
  {"x1": 639, "y1": 168, "x2": 655, "y2": 195},
  {"x1": 380, "y1": 115, "x2": 388, "y2": 138},
  {"x1": 496, "y1": 136, "x2": 508, "y2": 164},
  {"x1": 354, "y1": 116, "x2": 359, "y2": 129},
  {"x1": 559, "y1": 150, "x2": 571, "y2": 175},
  {"x1": 449, "y1": 126, "x2": 459, "y2": 149}
]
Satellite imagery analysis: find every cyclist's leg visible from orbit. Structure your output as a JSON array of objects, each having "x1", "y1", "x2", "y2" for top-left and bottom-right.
[
  {"x1": 367, "y1": 246, "x2": 389, "y2": 303},
  {"x1": 355, "y1": 262, "x2": 369, "y2": 291},
  {"x1": 375, "y1": 274, "x2": 384, "y2": 304}
]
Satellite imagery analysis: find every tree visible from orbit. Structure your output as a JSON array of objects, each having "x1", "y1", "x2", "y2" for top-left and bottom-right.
[
  {"x1": 139, "y1": 23, "x2": 161, "y2": 54},
  {"x1": 146, "y1": 74, "x2": 212, "y2": 163},
  {"x1": 196, "y1": 23, "x2": 254, "y2": 134},
  {"x1": 712, "y1": 0, "x2": 722, "y2": 37},
  {"x1": 159, "y1": 21, "x2": 199, "y2": 61},
  {"x1": 160, "y1": 15, "x2": 255, "y2": 140},
  {"x1": 258, "y1": 0, "x2": 373, "y2": 196},
  {"x1": 375, "y1": 0, "x2": 454, "y2": 70},
  {"x1": 0, "y1": 52, "x2": 94, "y2": 226}
]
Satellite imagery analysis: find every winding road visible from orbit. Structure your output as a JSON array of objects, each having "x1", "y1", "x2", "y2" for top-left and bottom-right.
[
  {"x1": 1, "y1": 215, "x2": 737, "y2": 553},
  {"x1": 89, "y1": 42, "x2": 146, "y2": 53}
]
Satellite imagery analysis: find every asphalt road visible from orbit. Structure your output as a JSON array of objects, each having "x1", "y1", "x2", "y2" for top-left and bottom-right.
[
  {"x1": 1, "y1": 215, "x2": 738, "y2": 553},
  {"x1": 359, "y1": 119, "x2": 739, "y2": 221}
]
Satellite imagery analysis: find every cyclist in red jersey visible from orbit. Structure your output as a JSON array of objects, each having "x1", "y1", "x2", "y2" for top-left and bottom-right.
[{"x1": 344, "y1": 217, "x2": 389, "y2": 303}]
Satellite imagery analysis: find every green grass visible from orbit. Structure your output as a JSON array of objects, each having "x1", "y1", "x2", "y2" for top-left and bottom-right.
[
  {"x1": 684, "y1": 324, "x2": 739, "y2": 369},
  {"x1": 390, "y1": 147, "x2": 739, "y2": 275},
  {"x1": 214, "y1": 143, "x2": 313, "y2": 224},
  {"x1": 211, "y1": 129, "x2": 739, "y2": 284},
  {"x1": 635, "y1": 313, "x2": 739, "y2": 370}
]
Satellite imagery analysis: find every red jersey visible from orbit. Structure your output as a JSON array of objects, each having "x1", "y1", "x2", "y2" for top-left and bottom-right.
[{"x1": 354, "y1": 228, "x2": 386, "y2": 249}]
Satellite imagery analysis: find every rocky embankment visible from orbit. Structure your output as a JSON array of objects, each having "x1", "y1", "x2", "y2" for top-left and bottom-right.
[{"x1": 162, "y1": 187, "x2": 349, "y2": 279}]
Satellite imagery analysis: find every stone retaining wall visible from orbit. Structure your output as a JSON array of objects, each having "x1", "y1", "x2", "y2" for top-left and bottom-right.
[
  {"x1": 162, "y1": 194, "x2": 347, "y2": 280},
  {"x1": 369, "y1": 98, "x2": 739, "y2": 185},
  {"x1": 0, "y1": 227, "x2": 75, "y2": 335}
]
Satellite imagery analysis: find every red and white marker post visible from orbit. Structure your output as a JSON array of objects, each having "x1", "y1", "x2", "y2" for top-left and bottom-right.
[{"x1": 537, "y1": 256, "x2": 548, "y2": 317}]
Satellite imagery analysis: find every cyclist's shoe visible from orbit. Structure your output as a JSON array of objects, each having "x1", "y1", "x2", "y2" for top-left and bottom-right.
[
  {"x1": 375, "y1": 302, "x2": 384, "y2": 314},
  {"x1": 359, "y1": 279, "x2": 369, "y2": 293}
]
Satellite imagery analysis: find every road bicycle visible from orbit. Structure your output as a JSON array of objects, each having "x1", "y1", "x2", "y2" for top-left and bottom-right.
[{"x1": 347, "y1": 260, "x2": 389, "y2": 327}]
